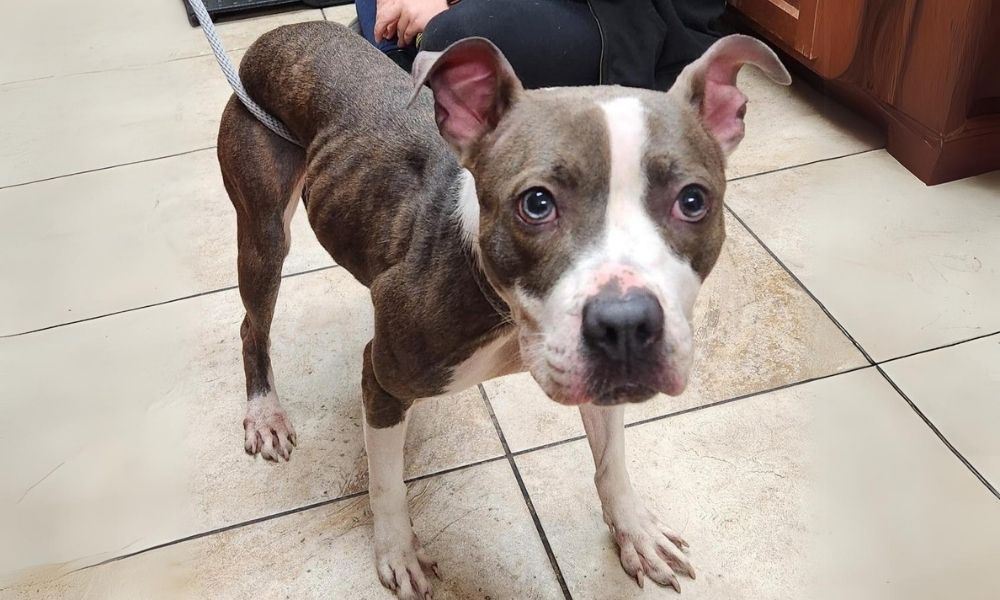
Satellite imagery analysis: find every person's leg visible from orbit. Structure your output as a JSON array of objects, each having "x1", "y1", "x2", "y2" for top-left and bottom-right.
[
  {"x1": 652, "y1": 0, "x2": 723, "y2": 90},
  {"x1": 356, "y1": 0, "x2": 397, "y2": 51},
  {"x1": 356, "y1": 0, "x2": 418, "y2": 70},
  {"x1": 421, "y1": 0, "x2": 601, "y2": 89},
  {"x1": 671, "y1": 0, "x2": 726, "y2": 40}
]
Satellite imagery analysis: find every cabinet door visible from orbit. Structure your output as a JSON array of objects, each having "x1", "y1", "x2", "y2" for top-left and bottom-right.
[
  {"x1": 729, "y1": 0, "x2": 819, "y2": 58},
  {"x1": 728, "y1": 0, "x2": 865, "y2": 79}
]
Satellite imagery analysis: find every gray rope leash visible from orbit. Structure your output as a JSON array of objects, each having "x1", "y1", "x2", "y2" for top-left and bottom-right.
[{"x1": 188, "y1": 0, "x2": 302, "y2": 146}]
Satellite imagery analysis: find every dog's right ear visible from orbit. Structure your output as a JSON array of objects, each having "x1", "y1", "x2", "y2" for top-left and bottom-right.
[{"x1": 410, "y1": 38, "x2": 523, "y2": 161}]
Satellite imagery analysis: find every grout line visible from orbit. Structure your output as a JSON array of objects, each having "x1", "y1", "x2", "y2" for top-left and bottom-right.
[
  {"x1": 510, "y1": 434, "x2": 588, "y2": 459},
  {"x1": 724, "y1": 205, "x2": 877, "y2": 366},
  {"x1": 405, "y1": 454, "x2": 507, "y2": 484},
  {"x1": 77, "y1": 487, "x2": 368, "y2": 572},
  {"x1": 478, "y1": 384, "x2": 574, "y2": 600},
  {"x1": 875, "y1": 366, "x2": 1000, "y2": 500},
  {"x1": 0, "y1": 146, "x2": 218, "y2": 192},
  {"x1": 0, "y1": 45, "x2": 252, "y2": 89},
  {"x1": 1, "y1": 73, "x2": 60, "y2": 87},
  {"x1": 726, "y1": 147, "x2": 883, "y2": 184},
  {"x1": 726, "y1": 192, "x2": 999, "y2": 501},
  {"x1": 77, "y1": 452, "x2": 508, "y2": 574},
  {"x1": 877, "y1": 330, "x2": 1000, "y2": 366},
  {"x1": 68, "y1": 363, "x2": 889, "y2": 576},
  {"x1": 0, "y1": 264, "x2": 338, "y2": 339},
  {"x1": 624, "y1": 366, "x2": 871, "y2": 430},
  {"x1": 67, "y1": 363, "x2": 874, "y2": 576},
  {"x1": 0, "y1": 6, "x2": 330, "y2": 89},
  {"x1": 69, "y1": 366, "x2": 870, "y2": 576},
  {"x1": 0, "y1": 117, "x2": 878, "y2": 194},
  {"x1": 509, "y1": 365, "x2": 873, "y2": 459}
]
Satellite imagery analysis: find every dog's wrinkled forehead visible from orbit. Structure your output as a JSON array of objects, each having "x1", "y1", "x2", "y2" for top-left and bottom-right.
[
  {"x1": 479, "y1": 85, "x2": 721, "y2": 186},
  {"x1": 413, "y1": 37, "x2": 790, "y2": 301},
  {"x1": 469, "y1": 86, "x2": 726, "y2": 298}
]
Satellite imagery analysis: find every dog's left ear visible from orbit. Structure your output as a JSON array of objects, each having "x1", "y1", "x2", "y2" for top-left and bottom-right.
[
  {"x1": 669, "y1": 35, "x2": 791, "y2": 156},
  {"x1": 410, "y1": 38, "x2": 523, "y2": 160}
]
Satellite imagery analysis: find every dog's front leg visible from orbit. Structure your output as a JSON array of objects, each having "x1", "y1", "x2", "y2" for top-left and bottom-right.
[
  {"x1": 363, "y1": 343, "x2": 438, "y2": 600},
  {"x1": 580, "y1": 404, "x2": 695, "y2": 591}
]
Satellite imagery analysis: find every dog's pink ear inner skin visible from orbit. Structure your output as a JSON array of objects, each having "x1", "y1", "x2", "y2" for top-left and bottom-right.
[
  {"x1": 670, "y1": 34, "x2": 792, "y2": 156},
  {"x1": 410, "y1": 38, "x2": 523, "y2": 160}
]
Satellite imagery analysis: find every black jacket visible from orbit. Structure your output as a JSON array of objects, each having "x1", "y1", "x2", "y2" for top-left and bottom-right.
[{"x1": 587, "y1": 0, "x2": 725, "y2": 89}]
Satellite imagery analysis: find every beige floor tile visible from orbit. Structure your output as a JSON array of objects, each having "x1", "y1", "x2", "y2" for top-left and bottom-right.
[
  {"x1": 0, "y1": 50, "x2": 242, "y2": 187},
  {"x1": 883, "y1": 334, "x2": 1000, "y2": 488},
  {"x1": 728, "y1": 69, "x2": 883, "y2": 180},
  {"x1": 0, "y1": 149, "x2": 332, "y2": 336},
  {"x1": 2, "y1": 460, "x2": 562, "y2": 599},
  {"x1": 324, "y1": 4, "x2": 359, "y2": 25},
  {"x1": 517, "y1": 369, "x2": 1000, "y2": 600},
  {"x1": 485, "y1": 216, "x2": 867, "y2": 452},
  {"x1": 0, "y1": 3, "x2": 322, "y2": 84},
  {"x1": 728, "y1": 150, "x2": 1000, "y2": 361},
  {"x1": 0, "y1": 269, "x2": 503, "y2": 576}
]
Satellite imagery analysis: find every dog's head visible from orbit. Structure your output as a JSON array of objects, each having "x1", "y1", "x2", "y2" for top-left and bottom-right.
[{"x1": 413, "y1": 36, "x2": 790, "y2": 405}]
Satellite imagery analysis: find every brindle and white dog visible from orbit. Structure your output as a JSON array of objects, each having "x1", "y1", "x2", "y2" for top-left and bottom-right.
[{"x1": 218, "y1": 22, "x2": 789, "y2": 598}]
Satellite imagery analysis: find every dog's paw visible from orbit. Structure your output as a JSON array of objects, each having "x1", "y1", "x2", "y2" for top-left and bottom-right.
[
  {"x1": 606, "y1": 502, "x2": 695, "y2": 592},
  {"x1": 375, "y1": 533, "x2": 440, "y2": 600},
  {"x1": 243, "y1": 394, "x2": 297, "y2": 461}
]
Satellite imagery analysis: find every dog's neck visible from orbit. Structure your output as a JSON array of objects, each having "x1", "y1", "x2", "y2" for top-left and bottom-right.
[
  {"x1": 452, "y1": 169, "x2": 514, "y2": 326},
  {"x1": 453, "y1": 169, "x2": 481, "y2": 253}
]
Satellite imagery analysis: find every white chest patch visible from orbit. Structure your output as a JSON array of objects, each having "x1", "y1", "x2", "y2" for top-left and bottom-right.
[
  {"x1": 445, "y1": 331, "x2": 519, "y2": 394},
  {"x1": 597, "y1": 95, "x2": 702, "y2": 359}
]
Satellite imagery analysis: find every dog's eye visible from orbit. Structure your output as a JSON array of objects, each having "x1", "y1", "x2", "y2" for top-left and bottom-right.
[
  {"x1": 672, "y1": 185, "x2": 709, "y2": 222},
  {"x1": 517, "y1": 187, "x2": 558, "y2": 225}
]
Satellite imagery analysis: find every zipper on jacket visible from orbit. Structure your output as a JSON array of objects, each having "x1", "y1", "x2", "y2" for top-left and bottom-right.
[{"x1": 586, "y1": 0, "x2": 606, "y2": 84}]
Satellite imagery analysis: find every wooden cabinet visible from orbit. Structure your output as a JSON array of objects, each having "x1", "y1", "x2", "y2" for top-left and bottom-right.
[{"x1": 729, "y1": 0, "x2": 1000, "y2": 185}]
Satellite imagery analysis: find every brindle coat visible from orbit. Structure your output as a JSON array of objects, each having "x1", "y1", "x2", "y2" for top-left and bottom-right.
[
  {"x1": 220, "y1": 22, "x2": 788, "y2": 432},
  {"x1": 220, "y1": 24, "x2": 509, "y2": 430}
]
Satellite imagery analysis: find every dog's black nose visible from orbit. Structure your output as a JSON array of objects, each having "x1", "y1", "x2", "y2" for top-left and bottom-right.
[{"x1": 582, "y1": 289, "x2": 664, "y2": 365}]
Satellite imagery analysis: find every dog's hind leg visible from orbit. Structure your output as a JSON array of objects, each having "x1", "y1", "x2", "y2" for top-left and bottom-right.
[{"x1": 219, "y1": 97, "x2": 305, "y2": 462}]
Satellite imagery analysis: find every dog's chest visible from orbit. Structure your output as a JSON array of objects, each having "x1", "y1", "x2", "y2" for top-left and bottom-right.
[{"x1": 444, "y1": 330, "x2": 522, "y2": 394}]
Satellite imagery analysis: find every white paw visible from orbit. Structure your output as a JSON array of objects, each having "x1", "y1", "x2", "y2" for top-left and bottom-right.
[
  {"x1": 375, "y1": 531, "x2": 439, "y2": 600},
  {"x1": 606, "y1": 501, "x2": 695, "y2": 592},
  {"x1": 243, "y1": 394, "x2": 297, "y2": 461}
]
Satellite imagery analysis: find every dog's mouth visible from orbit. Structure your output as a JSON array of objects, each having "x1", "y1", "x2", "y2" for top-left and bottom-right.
[
  {"x1": 531, "y1": 359, "x2": 688, "y2": 406},
  {"x1": 515, "y1": 311, "x2": 692, "y2": 407},
  {"x1": 590, "y1": 382, "x2": 659, "y2": 406}
]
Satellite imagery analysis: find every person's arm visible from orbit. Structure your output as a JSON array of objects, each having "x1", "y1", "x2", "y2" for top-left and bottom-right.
[{"x1": 374, "y1": 0, "x2": 450, "y2": 47}]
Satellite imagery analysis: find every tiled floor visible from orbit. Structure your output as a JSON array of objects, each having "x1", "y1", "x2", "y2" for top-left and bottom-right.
[{"x1": 1, "y1": 4, "x2": 998, "y2": 600}]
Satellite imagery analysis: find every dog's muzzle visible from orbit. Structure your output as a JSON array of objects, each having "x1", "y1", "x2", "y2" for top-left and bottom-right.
[{"x1": 581, "y1": 286, "x2": 667, "y2": 405}]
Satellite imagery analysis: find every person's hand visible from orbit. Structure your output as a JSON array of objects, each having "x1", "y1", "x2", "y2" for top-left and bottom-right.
[{"x1": 374, "y1": 0, "x2": 449, "y2": 47}]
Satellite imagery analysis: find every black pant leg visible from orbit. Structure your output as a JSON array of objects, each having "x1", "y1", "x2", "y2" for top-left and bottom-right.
[
  {"x1": 652, "y1": 0, "x2": 723, "y2": 89},
  {"x1": 670, "y1": 0, "x2": 726, "y2": 39},
  {"x1": 421, "y1": 0, "x2": 602, "y2": 89}
]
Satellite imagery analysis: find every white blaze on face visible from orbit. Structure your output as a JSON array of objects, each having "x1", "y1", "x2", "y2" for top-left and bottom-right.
[
  {"x1": 602, "y1": 97, "x2": 648, "y2": 259},
  {"x1": 597, "y1": 96, "x2": 702, "y2": 387}
]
